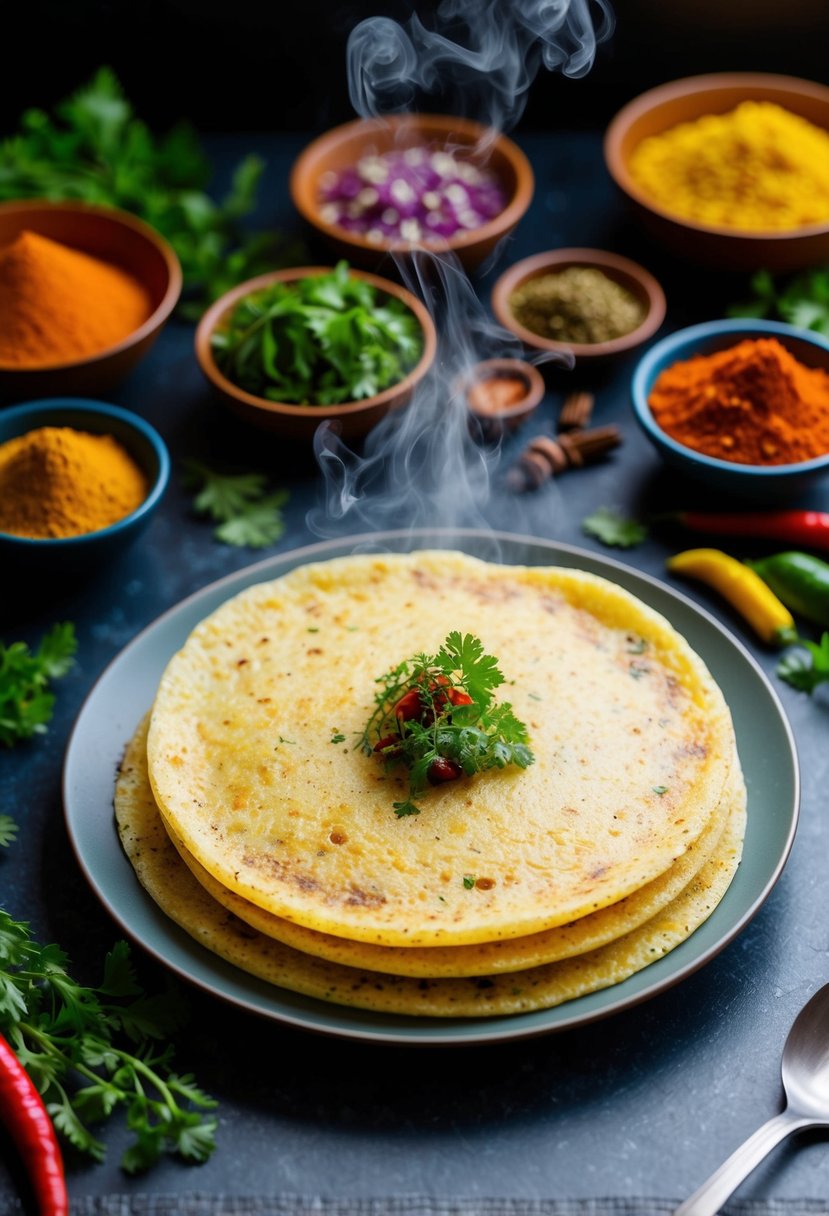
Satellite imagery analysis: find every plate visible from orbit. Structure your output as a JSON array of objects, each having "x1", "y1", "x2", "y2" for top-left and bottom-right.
[{"x1": 64, "y1": 529, "x2": 799, "y2": 1045}]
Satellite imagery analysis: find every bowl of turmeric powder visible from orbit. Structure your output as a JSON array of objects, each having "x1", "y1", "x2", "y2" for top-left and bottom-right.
[
  {"x1": 0, "y1": 398, "x2": 170, "y2": 569},
  {"x1": 631, "y1": 319, "x2": 829, "y2": 502},
  {"x1": 0, "y1": 200, "x2": 181, "y2": 401},
  {"x1": 605, "y1": 73, "x2": 829, "y2": 272}
]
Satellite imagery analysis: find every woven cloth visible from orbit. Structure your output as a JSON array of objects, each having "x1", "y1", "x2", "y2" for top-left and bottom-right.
[{"x1": 2, "y1": 1196, "x2": 827, "y2": 1216}]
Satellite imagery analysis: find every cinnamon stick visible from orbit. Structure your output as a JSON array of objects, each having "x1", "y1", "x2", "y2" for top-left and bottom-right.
[{"x1": 506, "y1": 424, "x2": 622, "y2": 492}]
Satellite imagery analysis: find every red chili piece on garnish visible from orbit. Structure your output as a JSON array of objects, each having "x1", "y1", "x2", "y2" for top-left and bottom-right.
[
  {"x1": 393, "y1": 687, "x2": 425, "y2": 722},
  {"x1": 428, "y1": 757, "x2": 463, "y2": 784},
  {"x1": 0, "y1": 1031, "x2": 68, "y2": 1216},
  {"x1": 374, "y1": 735, "x2": 403, "y2": 758}
]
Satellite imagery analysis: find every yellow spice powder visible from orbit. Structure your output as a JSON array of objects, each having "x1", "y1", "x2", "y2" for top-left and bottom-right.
[
  {"x1": 0, "y1": 426, "x2": 148, "y2": 539},
  {"x1": 628, "y1": 100, "x2": 829, "y2": 231}
]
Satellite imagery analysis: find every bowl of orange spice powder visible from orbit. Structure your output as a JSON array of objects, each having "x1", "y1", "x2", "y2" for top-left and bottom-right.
[
  {"x1": 631, "y1": 319, "x2": 829, "y2": 502},
  {"x1": 0, "y1": 200, "x2": 181, "y2": 400},
  {"x1": 0, "y1": 398, "x2": 169, "y2": 571}
]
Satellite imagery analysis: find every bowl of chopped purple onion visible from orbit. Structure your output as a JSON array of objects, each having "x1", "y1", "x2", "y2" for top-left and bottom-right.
[{"x1": 289, "y1": 113, "x2": 534, "y2": 270}]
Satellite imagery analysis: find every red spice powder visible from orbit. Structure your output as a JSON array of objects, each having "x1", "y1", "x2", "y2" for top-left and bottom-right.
[{"x1": 648, "y1": 337, "x2": 829, "y2": 465}]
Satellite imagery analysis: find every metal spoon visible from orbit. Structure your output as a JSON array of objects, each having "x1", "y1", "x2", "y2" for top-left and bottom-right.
[{"x1": 674, "y1": 982, "x2": 829, "y2": 1216}]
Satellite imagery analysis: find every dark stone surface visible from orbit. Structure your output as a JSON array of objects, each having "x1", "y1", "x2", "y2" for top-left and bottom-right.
[{"x1": 1, "y1": 132, "x2": 827, "y2": 1205}]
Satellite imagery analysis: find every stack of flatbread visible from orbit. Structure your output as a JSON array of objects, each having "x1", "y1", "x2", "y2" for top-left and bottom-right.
[{"x1": 115, "y1": 551, "x2": 745, "y2": 1018}]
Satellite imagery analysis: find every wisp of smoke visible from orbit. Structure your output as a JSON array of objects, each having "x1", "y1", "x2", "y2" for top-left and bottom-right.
[{"x1": 309, "y1": 0, "x2": 613, "y2": 545}]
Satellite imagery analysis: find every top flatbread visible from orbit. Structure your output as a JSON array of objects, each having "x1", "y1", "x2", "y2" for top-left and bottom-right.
[{"x1": 148, "y1": 551, "x2": 736, "y2": 947}]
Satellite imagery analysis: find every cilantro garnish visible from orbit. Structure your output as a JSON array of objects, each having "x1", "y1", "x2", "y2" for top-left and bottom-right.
[
  {"x1": 330, "y1": 733, "x2": 346, "y2": 744},
  {"x1": 582, "y1": 507, "x2": 648, "y2": 549},
  {"x1": 462, "y1": 875, "x2": 476, "y2": 890},
  {"x1": 0, "y1": 911, "x2": 217, "y2": 1171},
  {"x1": 362, "y1": 632, "x2": 534, "y2": 817},
  {"x1": 0, "y1": 623, "x2": 77, "y2": 756},
  {"x1": 728, "y1": 267, "x2": 829, "y2": 337},
  {"x1": 777, "y1": 633, "x2": 829, "y2": 693},
  {"x1": 0, "y1": 817, "x2": 18, "y2": 849},
  {"x1": 183, "y1": 461, "x2": 288, "y2": 549}
]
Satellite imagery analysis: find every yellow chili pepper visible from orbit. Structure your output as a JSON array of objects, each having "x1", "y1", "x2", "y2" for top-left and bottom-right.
[{"x1": 666, "y1": 548, "x2": 797, "y2": 647}]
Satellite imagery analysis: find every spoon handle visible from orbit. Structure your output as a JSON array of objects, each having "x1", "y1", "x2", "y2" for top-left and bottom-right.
[{"x1": 673, "y1": 1109, "x2": 814, "y2": 1216}]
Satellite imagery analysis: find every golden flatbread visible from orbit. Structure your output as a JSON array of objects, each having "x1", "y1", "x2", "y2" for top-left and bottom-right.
[
  {"x1": 116, "y1": 714, "x2": 746, "y2": 1018},
  {"x1": 148, "y1": 552, "x2": 736, "y2": 946}
]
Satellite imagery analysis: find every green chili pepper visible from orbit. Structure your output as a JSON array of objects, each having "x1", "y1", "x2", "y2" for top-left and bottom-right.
[{"x1": 746, "y1": 551, "x2": 829, "y2": 630}]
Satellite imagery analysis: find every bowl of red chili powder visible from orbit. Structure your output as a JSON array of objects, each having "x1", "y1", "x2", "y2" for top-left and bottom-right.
[
  {"x1": 631, "y1": 319, "x2": 829, "y2": 501},
  {"x1": 0, "y1": 200, "x2": 181, "y2": 401}
]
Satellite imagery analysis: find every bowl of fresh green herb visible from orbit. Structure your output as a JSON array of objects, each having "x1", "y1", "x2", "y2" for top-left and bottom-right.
[{"x1": 195, "y1": 262, "x2": 437, "y2": 440}]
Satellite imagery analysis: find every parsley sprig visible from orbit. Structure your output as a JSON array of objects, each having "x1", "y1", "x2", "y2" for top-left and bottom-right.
[
  {"x1": 183, "y1": 460, "x2": 289, "y2": 548},
  {"x1": 777, "y1": 633, "x2": 829, "y2": 694},
  {"x1": 0, "y1": 910, "x2": 217, "y2": 1171},
  {"x1": 361, "y1": 632, "x2": 534, "y2": 817}
]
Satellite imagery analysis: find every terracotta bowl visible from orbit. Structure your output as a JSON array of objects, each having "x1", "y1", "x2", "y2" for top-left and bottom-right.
[
  {"x1": 457, "y1": 358, "x2": 545, "y2": 440},
  {"x1": 491, "y1": 248, "x2": 666, "y2": 362},
  {"x1": 195, "y1": 266, "x2": 437, "y2": 442},
  {"x1": 0, "y1": 200, "x2": 181, "y2": 402},
  {"x1": 631, "y1": 318, "x2": 829, "y2": 503},
  {"x1": 289, "y1": 113, "x2": 534, "y2": 271},
  {"x1": 604, "y1": 73, "x2": 829, "y2": 272}
]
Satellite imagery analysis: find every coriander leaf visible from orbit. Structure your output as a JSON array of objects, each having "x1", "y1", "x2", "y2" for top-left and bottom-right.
[
  {"x1": 0, "y1": 624, "x2": 76, "y2": 747},
  {"x1": 0, "y1": 815, "x2": 18, "y2": 849},
  {"x1": 462, "y1": 875, "x2": 476, "y2": 890},
  {"x1": 0, "y1": 910, "x2": 218, "y2": 1171},
  {"x1": 393, "y1": 800, "x2": 421, "y2": 818},
  {"x1": 777, "y1": 633, "x2": 829, "y2": 693},
  {"x1": 330, "y1": 733, "x2": 346, "y2": 744},
  {"x1": 214, "y1": 492, "x2": 288, "y2": 549},
  {"x1": 182, "y1": 460, "x2": 267, "y2": 521},
  {"x1": 582, "y1": 507, "x2": 648, "y2": 549}
]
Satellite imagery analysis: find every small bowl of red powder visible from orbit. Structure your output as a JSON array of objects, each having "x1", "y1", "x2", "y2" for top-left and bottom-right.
[{"x1": 631, "y1": 318, "x2": 829, "y2": 501}]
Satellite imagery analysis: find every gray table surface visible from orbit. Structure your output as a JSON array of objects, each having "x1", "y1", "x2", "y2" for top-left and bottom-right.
[{"x1": 1, "y1": 133, "x2": 828, "y2": 1213}]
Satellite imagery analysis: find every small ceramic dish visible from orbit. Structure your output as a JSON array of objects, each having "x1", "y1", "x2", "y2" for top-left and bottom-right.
[
  {"x1": 631, "y1": 318, "x2": 829, "y2": 502},
  {"x1": 289, "y1": 113, "x2": 534, "y2": 271},
  {"x1": 491, "y1": 248, "x2": 665, "y2": 362},
  {"x1": 0, "y1": 200, "x2": 181, "y2": 401},
  {"x1": 604, "y1": 72, "x2": 829, "y2": 272},
  {"x1": 0, "y1": 397, "x2": 170, "y2": 571},
  {"x1": 195, "y1": 265, "x2": 437, "y2": 442},
  {"x1": 457, "y1": 358, "x2": 545, "y2": 439}
]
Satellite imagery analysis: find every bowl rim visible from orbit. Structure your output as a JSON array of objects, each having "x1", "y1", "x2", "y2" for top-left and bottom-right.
[
  {"x1": 0, "y1": 397, "x2": 171, "y2": 546},
  {"x1": 604, "y1": 71, "x2": 829, "y2": 242},
  {"x1": 457, "y1": 356, "x2": 546, "y2": 420},
  {"x1": 0, "y1": 199, "x2": 183, "y2": 373},
  {"x1": 491, "y1": 247, "x2": 667, "y2": 358},
  {"x1": 194, "y1": 264, "x2": 438, "y2": 419},
  {"x1": 631, "y1": 317, "x2": 829, "y2": 476},
  {"x1": 288, "y1": 112, "x2": 535, "y2": 256}
]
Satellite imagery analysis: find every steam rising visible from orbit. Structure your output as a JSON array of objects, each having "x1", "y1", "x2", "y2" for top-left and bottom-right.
[
  {"x1": 310, "y1": 0, "x2": 614, "y2": 543},
  {"x1": 348, "y1": 0, "x2": 614, "y2": 130}
]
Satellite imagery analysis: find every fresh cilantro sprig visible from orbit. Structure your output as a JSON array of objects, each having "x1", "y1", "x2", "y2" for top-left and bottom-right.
[
  {"x1": 210, "y1": 261, "x2": 424, "y2": 405},
  {"x1": 582, "y1": 507, "x2": 648, "y2": 549},
  {"x1": 0, "y1": 910, "x2": 217, "y2": 1172},
  {"x1": 0, "y1": 623, "x2": 77, "y2": 762},
  {"x1": 728, "y1": 267, "x2": 829, "y2": 336},
  {"x1": 361, "y1": 632, "x2": 534, "y2": 817},
  {"x1": 777, "y1": 633, "x2": 829, "y2": 693},
  {"x1": 183, "y1": 460, "x2": 289, "y2": 549},
  {"x1": 0, "y1": 67, "x2": 306, "y2": 318}
]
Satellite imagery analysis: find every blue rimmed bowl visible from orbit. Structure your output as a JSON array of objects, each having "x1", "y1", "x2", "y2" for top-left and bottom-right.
[
  {"x1": 631, "y1": 318, "x2": 829, "y2": 502},
  {"x1": 0, "y1": 398, "x2": 170, "y2": 571}
]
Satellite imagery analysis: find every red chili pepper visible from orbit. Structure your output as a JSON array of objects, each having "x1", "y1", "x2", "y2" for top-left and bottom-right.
[
  {"x1": 393, "y1": 687, "x2": 425, "y2": 722},
  {"x1": 672, "y1": 510, "x2": 829, "y2": 553},
  {"x1": 0, "y1": 1031, "x2": 68, "y2": 1216}
]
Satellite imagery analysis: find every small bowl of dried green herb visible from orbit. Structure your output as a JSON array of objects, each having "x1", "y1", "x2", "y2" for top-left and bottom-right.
[
  {"x1": 195, "y1": 262, "x2": 437, "y2": 441},
  {"x1": 491, "y1": 248, "x2": 666, "y2": 363}
]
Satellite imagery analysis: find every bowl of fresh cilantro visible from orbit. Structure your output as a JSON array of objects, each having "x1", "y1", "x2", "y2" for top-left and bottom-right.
[{"x1": 195, "y1": 262, "x2": 437, "y2": 441}]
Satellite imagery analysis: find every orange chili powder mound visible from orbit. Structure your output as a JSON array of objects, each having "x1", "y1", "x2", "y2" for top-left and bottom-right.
[
  {"x1": 0, "y1": 231, "x2": 151, "y2": 369},
  {"x1": 648, "y1": 337, "x2": 829, "y2": 465}
]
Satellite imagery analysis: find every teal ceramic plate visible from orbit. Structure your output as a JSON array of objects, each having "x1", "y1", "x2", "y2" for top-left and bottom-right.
[{"x1": 63, "y1": 530, "x2": 799, "y2": 1045}]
